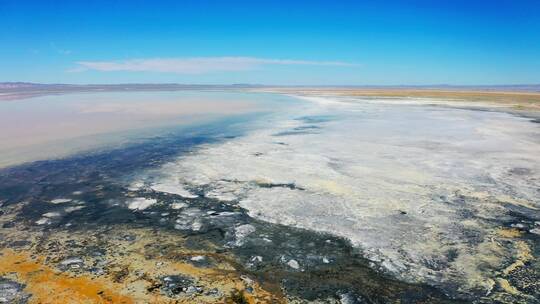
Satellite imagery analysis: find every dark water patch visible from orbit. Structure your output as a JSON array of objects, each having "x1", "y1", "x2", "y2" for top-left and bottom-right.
[
  {"x1": 293, "y1": 125, "x2": 321, "y2": 131},
  {"x1": 0, "y1": 115, "x2": 258, "y2": 207},
  {"x1": 295, "y1": 115, "x2": 336, "y2": 124},
  {"x1": 508, "y1": 167, "x2": 532, "y2": 176},
  {"x1": 271, "y1": 115, "x2": 332, "y2": 137},
  {"x1": 273, "y1": 129, "x2": 319, "y2": 136},
  {"x1": 254, "y1": 182, "x2": 304, "y2": 191}
]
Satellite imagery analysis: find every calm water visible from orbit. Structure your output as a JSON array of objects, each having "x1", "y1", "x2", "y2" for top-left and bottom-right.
[{"x1": 0, "y1": 90, "x2": 293, "y2": 168}]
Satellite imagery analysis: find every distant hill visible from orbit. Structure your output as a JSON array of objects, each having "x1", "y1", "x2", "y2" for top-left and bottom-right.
[
  {"x1": 1, "y1": 82, "x2": 539, "y2": 92},
  {"x1": 0, "y1": 82, "x2": 269, "y2": 101},
  {"x1": 0, "y1": 82, "x2": 265, "y2": 91},
  {"x1": 0, "y1": 82, "x2": 47, "y2": 89}
]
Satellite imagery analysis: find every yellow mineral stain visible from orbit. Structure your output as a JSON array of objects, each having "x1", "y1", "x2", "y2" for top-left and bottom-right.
[
  {"x1": 10, "y1": 226, "x2": 282, "y2": 304},
  {"x1": 503, "y1": 240, "x2": 533, "y2": 276},
  {"x1": 496, "y1": 228, "x2": 522, "y2": 238},
  {"x1": 0, "y1": 249, "x2": 134, "y2": 304},
  {"x1": 497, "y1": 195, "x2": 539, "y2": 210},
  {"x1": 497, "y1": 278, "x2": 520, "y2": 295},
  {"x1": 313, "y1": 179, "x2": 352, "y2": 196}
]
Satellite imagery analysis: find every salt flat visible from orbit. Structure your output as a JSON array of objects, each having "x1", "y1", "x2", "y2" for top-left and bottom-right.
[{"x1": 142, "y1": 93, "x2": 540, "y2": 298}]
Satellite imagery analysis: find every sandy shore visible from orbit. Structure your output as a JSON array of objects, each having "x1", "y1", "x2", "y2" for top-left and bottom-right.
[{"x1": 257, "y1": 87, "x2": 540, "y2": 111}]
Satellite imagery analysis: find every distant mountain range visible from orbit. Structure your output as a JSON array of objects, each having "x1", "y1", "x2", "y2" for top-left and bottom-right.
[
  {"x1": 0, "y1": 82, "x2": 47, "y2": 89},
  {"x1": 0, "y1": 82, "x2": 262, "y2": 90},
  {"x1": 1, "y1": 82, "x2": 539, "y2": 92}
]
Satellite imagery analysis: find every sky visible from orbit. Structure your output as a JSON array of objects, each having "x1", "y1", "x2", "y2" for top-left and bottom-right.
[{"x1": 1, "y1": 0, "x2": 539, "y2": 85}]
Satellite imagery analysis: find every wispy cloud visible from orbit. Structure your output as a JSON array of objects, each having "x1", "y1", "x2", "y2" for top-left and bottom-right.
[{"x1": 73, "y1": 57, "x2": 359, "y2": 74}]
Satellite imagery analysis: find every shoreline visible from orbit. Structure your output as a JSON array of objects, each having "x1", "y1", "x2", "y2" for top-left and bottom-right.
[
  {"x1": 256, "y1": 87, "x2": 540, "y2": 112},
  {"x1": 2, "y1": 84, "x2": 540, "y2": 111}
]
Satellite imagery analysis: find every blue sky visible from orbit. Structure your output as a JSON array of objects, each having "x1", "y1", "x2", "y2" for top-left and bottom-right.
[{"x1": 1, "y1": 0, "x2": 539, "y2": 85}]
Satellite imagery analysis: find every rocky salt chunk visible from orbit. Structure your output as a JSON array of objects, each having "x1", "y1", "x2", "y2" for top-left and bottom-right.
[
  {"x1": 160, "y1": 275, "x2": 195, "y2": 297},
  {"x1": 287, "y1": 259, "x2": 300, "y2": 269},
  {"x1": 240, "y1": 275, "x2": 254, "y2": 286},
  {"x1": 339, "y1": 291, "x2": 366, "y2": 304},
  {"x1": 246, "y1": 255, "x2": 264, "y2": 269},
  {"x1": 127, "y1": 181, "x2": 145, "y2": 191},
  {"x1": 65, "y1": 205, "x2": 85, "y2": 213},
  {"x1": 127, "y1": 198, "x2": 157, "y2": 210},
  {"x1": 232, "y1": 224, "x2": 256, "y2": 246},
  {"x1": 0, "y1": 277, "x2": 30, "y2": 303},
  {"x1": 35, "y1": 218, "x2": 51, "y2": 225},
  {"x1": 204, "y1": 190, "x2": 237, "y2": 202},
  {"x1": 170, "y1": 202, "x2": 188, "y2": 210},
  {"x1": 190, "y1": 255, "x2": 206, "y2": 262},
  {"x1": 42, "y1": 212, "x2": 62, "y2": 218},
  {"x1": 59, "y1": 257, "x2": 84, "y2": 270},
  {"x1": 50, "y1": 198, "x2": 71, "y2": 204},
  {"x1": 151, "y1": 182, "x2": 198, "y2": 198}
]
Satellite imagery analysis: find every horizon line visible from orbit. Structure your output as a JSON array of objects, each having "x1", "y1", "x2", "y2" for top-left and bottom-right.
[{"x1": 2, "y1": 81, "x2": 540, "y2": 88}]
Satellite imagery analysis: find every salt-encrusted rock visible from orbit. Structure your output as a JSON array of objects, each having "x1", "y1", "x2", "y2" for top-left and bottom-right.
[
  {"x1": 234, "y1": 224, "x2": 256, "y2": 246},
  {"x1": 160, "y1": 275, "x2": 195, "y2": 296},
  {"x1": 59, "y1": 257, "x2": 84, "y2": 270},
  {"x1": 529, "y1": 228, "x2": 540, "y2": 235},
  {"x1": 339, "y1": 291, "x2": 366, "y2": 304},
  {"x1": 50, "y1": 198, "x2": 71, "y2": 204},
  {"x1": 0, "y1": 277, "x2": 30, "y2": 303},
  {"x1": 171, "y1": 202, "x2": 188, "y2": 210},
  {"x1": 127, "y1": 198, "x2": 157, "y2": 210},
  {"x1": 287, "y1": 259, "x2": 300, "y2": 270}
]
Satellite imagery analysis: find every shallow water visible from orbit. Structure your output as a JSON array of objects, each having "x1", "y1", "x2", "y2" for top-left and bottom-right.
[
  {"x1": 0, "y1": 90, "x2": 286, "y2": 168},
  {"x1": 0, "y1": 91, "x2": 539, "y2": 303}
]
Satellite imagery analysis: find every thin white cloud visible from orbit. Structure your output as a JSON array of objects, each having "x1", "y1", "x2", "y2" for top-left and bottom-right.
[{"x1": 74, "y1": 57, "x2": 359, "y2": 74}]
